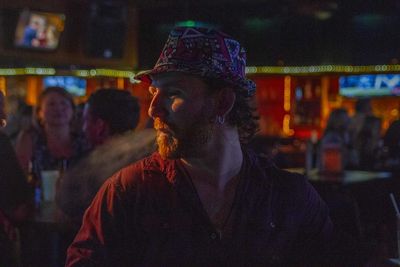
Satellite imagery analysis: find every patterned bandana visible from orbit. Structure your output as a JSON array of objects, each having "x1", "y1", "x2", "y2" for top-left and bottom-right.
[{"x1": 135, "y1": 27, "x2": 256, "y2": 97}]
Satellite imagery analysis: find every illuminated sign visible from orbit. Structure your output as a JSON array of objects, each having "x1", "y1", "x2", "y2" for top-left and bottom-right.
[{"x1": 339, "y1": 74, "x2": 400, "y2": 97}]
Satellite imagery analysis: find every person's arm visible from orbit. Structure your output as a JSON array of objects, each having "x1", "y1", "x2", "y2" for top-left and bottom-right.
[
  {"x1": 15, "y1": 130, "x2": 33, "y2": 174},
  {"x1": 65, "y1": 172, "x2": 134, "y2": 267},
  {"x1": 0, "y1": 132, "x2": 32, "y2": 222}
]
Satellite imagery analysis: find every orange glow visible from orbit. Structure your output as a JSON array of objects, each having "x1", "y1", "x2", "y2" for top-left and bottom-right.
[
  {"x1": 320, "y1": 76, "x2": 329, "y2": 129},
  {"x1": 0, "y1": 77, "x2": 6, "y2": 95},
  {"x1": 284, "y1": 76, "x2": 291, "y2": 111},
  {"x1": 283, "y1": 114, "x2": 294, "y2": 136},
  {"x1": 117, "y1": 78, "x2": 125, "y2": 89},
  {"x1": 26, "y1": 77, "x2": 42, "y2": 106}
]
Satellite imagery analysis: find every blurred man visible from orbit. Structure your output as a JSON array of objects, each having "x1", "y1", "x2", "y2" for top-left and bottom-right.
[
  {"x1": 66, "y1": 27, "x2": 374, "y2": 267},
  {"x1": 57, "y1": 88, "x2": 146, "y2": 222},
  {"x1": 348, "y1": 98, "x2": 382, "y2": 168},
  {"x1": 56, "y1": 89, "x2": 157, "y2": 266},
  {"x1": 82, "y1": 88, "x2": 140, "y2": 147},
  {"x1": 348, "y1": 98, "x2": 373, "y2": 146}
]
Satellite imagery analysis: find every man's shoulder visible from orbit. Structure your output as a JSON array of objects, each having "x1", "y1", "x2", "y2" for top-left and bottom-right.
[
  {"x1": 107, "y1": 152, "x2": 174, "y2": 188},
  {"x1": 251, "y1": 153, "x2": 312, "y2": 201},
  {"x1": 265, "y1": 164, "x2": 308, "y2": 189},
  {"x1": 251, "y1": 152, "x2": 307, "y2": 188},
  {"x1": 254, "y1": 159, "x2": 324, "y2": 214}
]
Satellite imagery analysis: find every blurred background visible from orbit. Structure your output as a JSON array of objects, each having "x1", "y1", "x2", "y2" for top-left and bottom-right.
[
  {"x1": 1, "y1": 0, "x2": 400, "y2": 165},
  {"x1": 3, "y1": 1, "x2": 400, "y2": 266}
]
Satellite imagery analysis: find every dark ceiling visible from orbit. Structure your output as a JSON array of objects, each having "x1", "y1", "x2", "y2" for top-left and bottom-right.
[
  {"x1": 1, "y1": 0, "x2": 399, "y2": 68},
  {"x1": 133, "y1": 0, "x2": 400, "y2": 16},
  {"x1": 133, "y1": 0, "x2": 400, "y2": 68}
]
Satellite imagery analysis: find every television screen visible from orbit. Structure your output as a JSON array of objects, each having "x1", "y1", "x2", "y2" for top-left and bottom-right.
[
  {"x1": 339, "y1": 74, "x2": 400, "y2": 97},
  {"x1": 14, "y1": 9, "x2": 65, "y2": 50},
  {"x1": 43, "y1": 76, "x2": 87, "y2": 96}
]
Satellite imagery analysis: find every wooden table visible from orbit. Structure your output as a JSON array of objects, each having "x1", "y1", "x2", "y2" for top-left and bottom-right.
[
  {"x1": 284, "y1": 168, "x2": 393, "y2": 184},
  {"x1": 307, "y1": 169, "x2": 393, "y2": 184},
  {"x1": 286, "y1": 168, "x2": 400, "y2": 259},
  {"x1": 389, "y1": 258, "x2": 400, "y2": 265}
]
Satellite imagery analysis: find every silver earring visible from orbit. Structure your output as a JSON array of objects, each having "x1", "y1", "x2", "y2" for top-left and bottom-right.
[
  {"x1": 217, "y1": 115, "x2": 225, "y2": 125},
  {"x1": 0, "y1": 119, "x2": 6, "y2": 128}
]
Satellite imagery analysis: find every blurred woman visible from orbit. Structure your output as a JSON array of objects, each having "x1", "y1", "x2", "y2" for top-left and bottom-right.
[
  {"x1": 318, "y1": 108, "x2": 354, "y2": 172},
  {"x1": 15, "y1": 87, "x2": 87, "y2": 177},
  {"x1": 355, "y1": 115, "x2": 382, "y2": 169},
  {"x1": 383, "y1": 119, "x2": 400, "y2": 160}
]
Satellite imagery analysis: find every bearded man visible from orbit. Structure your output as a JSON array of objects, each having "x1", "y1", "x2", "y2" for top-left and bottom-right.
[{"x1": 66, "y1": 27, "x2": 376, "y2": 267}]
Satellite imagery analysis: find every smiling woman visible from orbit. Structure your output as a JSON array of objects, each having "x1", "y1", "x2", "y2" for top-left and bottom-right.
[{"x1": 15, "y1": 87, "x2": 88, "y2": 180}]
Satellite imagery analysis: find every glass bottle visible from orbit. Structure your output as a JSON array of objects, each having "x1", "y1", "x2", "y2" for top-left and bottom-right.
[
  {"x1": 28, "y1": 160, "x2": 42, "y2": 212},
  {"x1": 305, "y1": 130, "x2": 318, "y2": 175},
  {"x1": 56, "y1": 159, "x2": 68, "y2": 197}
]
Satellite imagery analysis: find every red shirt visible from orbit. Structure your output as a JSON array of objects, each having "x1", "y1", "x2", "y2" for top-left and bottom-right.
[{"x1": 66, "y1": 150, "x2": 367, "y2": 267}]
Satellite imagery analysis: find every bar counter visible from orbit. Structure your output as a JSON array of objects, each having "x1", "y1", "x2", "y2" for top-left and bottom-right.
[{"x1": 287, "y1": 168, "x2": 400, "y2": 260}]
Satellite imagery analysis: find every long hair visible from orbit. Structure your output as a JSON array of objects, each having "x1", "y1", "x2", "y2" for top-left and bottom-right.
[
  {"x1": 203, "y1": 78, "x2": 259, "y2": 144},
  {"x1": 324, "y1": 108, "x2": 350, "y2": 138}
]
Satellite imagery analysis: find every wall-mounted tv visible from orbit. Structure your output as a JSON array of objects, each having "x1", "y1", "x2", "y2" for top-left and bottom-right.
[
  {"x1": 339, "y1": 74, "x2": 400, "y2": 97},
  {"x1": 14, "y1": 9, "x2": 65, "y2": 51},
  {"x1": 43, "y1": 76, "x2": 86, "y2": 96}
]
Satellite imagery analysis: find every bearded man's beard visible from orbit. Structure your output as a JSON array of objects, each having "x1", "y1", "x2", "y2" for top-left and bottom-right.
[
  {"x1": 155, "y1": 119, "x2": 179, "y2": 159},
  {"x1": 154, "y1": 115, "x2": 215, "y2": 159}
]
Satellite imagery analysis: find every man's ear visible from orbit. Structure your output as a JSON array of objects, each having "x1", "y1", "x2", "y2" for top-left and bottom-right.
[
  {"x1": 216, "y1": 87, "x2": 236, "y2": 118},
  {"x1": 95, "y1": 119, "x2": 110, "y2": 139}
]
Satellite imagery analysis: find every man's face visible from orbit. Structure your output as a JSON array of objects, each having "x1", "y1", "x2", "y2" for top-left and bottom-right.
[
  {"x1": 0, "y1": 91, "x2": 6, "y2": 128},
  {"x1": 148, "y1": 72, "x2": 217, "y2": 159},
  {"x1": 82, "y1": 104, "x2": 106, "y2": 147}
]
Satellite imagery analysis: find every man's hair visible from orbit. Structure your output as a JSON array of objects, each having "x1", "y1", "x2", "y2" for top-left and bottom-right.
[
  {"x1": 39, "y1": 86, "x2": 75, "y2": 110},
  {"x1": 355, "y1": 98, "x2": 371, "y2": 113},
  {"x1": 324, "y1": 108, "x2": 349, "y2": 135},
  {"x1": 203, "y1": 78, "x2": 259, "y2": 144},
  {"x1": 87, "y1": 88, "x2": 140, "y2": 135}
]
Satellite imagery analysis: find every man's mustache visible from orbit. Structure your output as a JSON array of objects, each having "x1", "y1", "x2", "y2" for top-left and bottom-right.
[{"x1": 154, "y1": 118, "x2": 174, "y2": 132}]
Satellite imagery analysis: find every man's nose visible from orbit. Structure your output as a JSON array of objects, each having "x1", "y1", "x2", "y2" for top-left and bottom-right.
[{"x1": 148, "y1": 92, "x2": 167, "y2": 119}]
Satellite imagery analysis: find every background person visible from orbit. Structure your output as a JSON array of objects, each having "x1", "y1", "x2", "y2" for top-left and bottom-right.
[
  {"x1": 317, "y1": 108, "x2": 353, "y2": 172},
  {"x1": 82, "y1": 88, "x2": 140, "y2": 147},
  {"x1": 0, "y1": 91, "x2": 32, "y2": 267},
  {"x1": 348, "y1": 98, "x2": 373, "y2": 145},
  {"x1": 55, "y1": 88, "x2": 150, "y2": 266},
  {"x1": 15, "y1": 86, "x2": 87, "y2": 181},
  {"x1": 382, "y1": 118, "x2": 400, "y2": 170},
  {"x1": 21, "y1": 15, "x2": 42, "y2": 47},
  {"x1": 2, "y1": 95, "x2": 32, "y2": 145},
  {"x1": 56, "y1": 88, "x2": 146, "y2": 225},
  {"x1": 354, "y1": 115, "x2": 382, "y2": 170}
]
